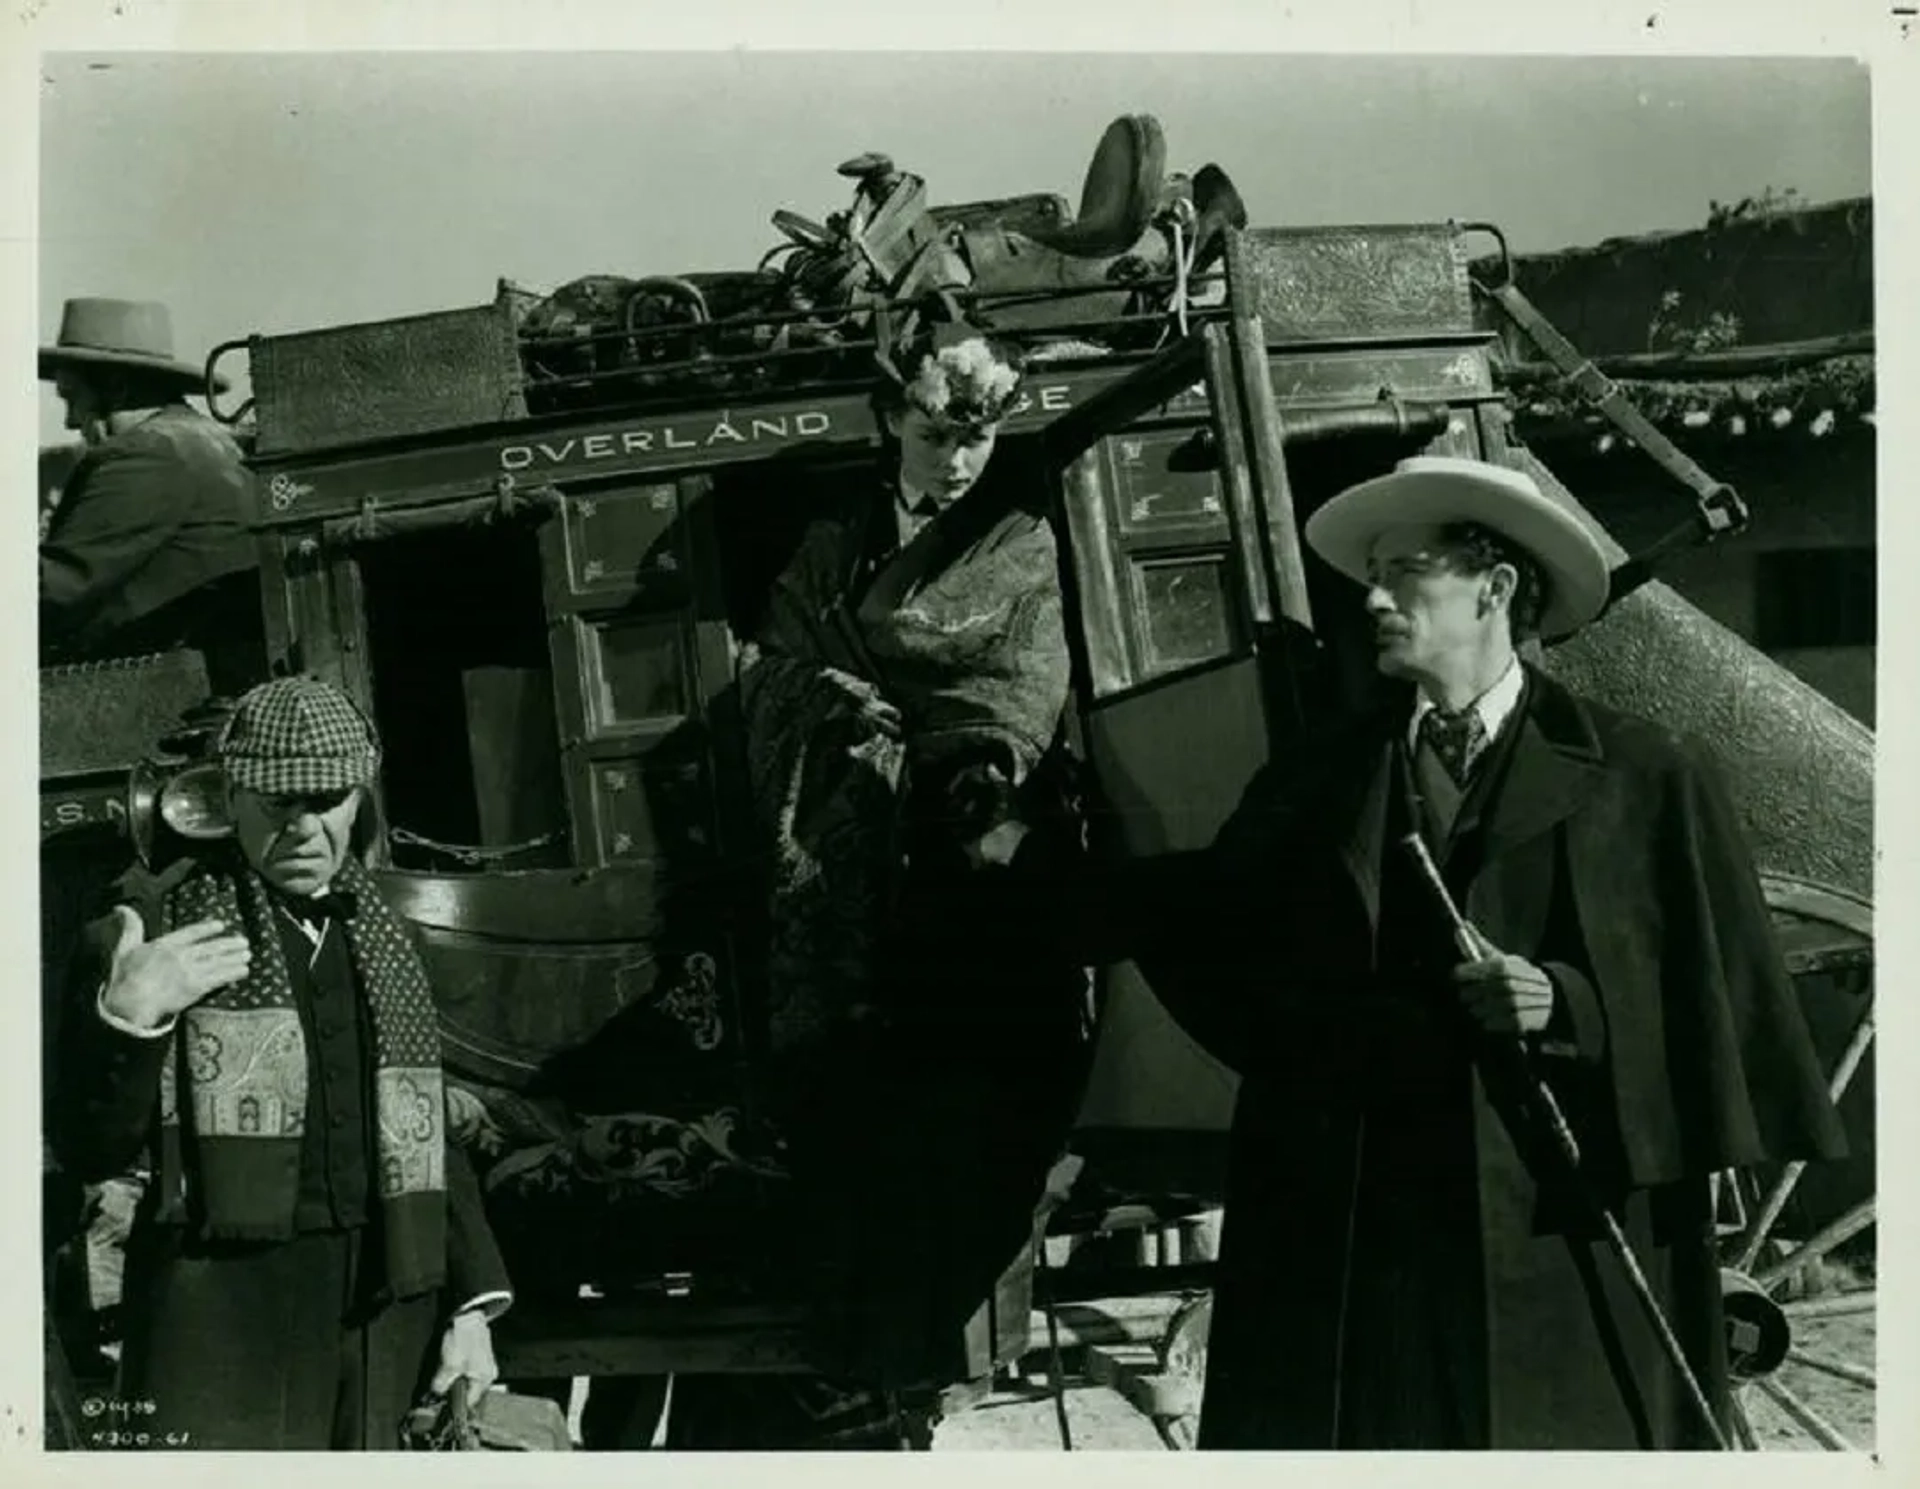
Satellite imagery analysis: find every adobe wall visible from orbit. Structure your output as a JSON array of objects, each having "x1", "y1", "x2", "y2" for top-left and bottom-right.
[
  {"x1": 1536, "y1": 431, "x2": 1876, "y2": 724},
  {"x1": 1496, "y1": 197, "x2": 1877, "y2": 727},
  {"x1": 1484, "y1": 197, "x2": 1873, "y2": 355}
]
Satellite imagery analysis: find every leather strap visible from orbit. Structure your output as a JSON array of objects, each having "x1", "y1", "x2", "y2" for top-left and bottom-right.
[{"x1": 1481, "y1": 279, "x2": 1750, "y2": 567}]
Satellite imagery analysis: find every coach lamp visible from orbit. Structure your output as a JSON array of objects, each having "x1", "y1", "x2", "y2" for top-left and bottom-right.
[{"x1": 126, "y1": 757, "x2": 234, "y2": 868}]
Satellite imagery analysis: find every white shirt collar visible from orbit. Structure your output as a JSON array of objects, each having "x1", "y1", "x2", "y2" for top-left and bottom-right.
[
  {"x1": 1407, "y1": 656, "x2": 1526, "y2": 755},
  {"x1": 894, "y1": 480, "x2": 943, "y2": 546}
]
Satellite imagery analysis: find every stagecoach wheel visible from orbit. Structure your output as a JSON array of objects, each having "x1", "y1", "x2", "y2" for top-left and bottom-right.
[
  {"x1": 1718, "y1": 876, "x2": 1875, "y2": 1453},
  {"x1": 1153, "y1": 1291, "x2": 1212, "y2": 1449}
]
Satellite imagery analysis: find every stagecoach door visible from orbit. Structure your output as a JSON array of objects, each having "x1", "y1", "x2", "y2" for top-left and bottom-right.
[
  {"x1": 1040, "y1": 315, "x2": 1317, "y2": 1189},
  {"x1": 535, "y1": 472, "x2": 737, "y2": 875}
]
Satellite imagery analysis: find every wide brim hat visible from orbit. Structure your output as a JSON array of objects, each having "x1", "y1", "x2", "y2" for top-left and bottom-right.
[
  {"x1": 1304, "y1": 455, "x2": 1612, "y2": 640},
  {"x1": 39, "y1": 296, "x2": 228, "y2": 393},
  {"x1": 216, "y1": 676, "x2": 382, "y2": 797}
]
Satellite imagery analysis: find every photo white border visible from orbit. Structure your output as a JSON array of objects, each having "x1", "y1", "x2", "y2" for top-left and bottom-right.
[{"x1": 3, "y1": 4, "x2": 1910, "y2": 1487}]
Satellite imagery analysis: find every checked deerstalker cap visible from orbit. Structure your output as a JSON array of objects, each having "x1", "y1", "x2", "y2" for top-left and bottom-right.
[{"x1": 217, "y1": 676, "x2": 382, "y2": 796}]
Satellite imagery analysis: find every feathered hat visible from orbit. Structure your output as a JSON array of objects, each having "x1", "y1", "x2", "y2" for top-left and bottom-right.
[{"x1": 874, "y1": 300, "x2": 1026, "y2": 437}]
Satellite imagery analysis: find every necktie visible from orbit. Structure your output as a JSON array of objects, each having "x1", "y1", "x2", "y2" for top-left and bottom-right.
[
  {"x1": 272, "y1": 889, "x2": 357, "y2": 938},
  {"x1": 1419, "y1": 706, "x2": 1487, "y2": 787}
]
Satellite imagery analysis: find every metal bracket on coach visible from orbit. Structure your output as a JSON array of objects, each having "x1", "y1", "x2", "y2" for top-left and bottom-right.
[
  {"x1": 204, "y1": 338, "x2": 255, "y2": 427},
  {"x1": 1459, "y1": 222, "x2": 1750, "y2": 610}
]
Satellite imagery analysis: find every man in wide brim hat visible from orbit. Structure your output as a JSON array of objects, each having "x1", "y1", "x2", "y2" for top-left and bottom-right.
[
  {"x1": 1302, "y1": 453, "x2": 1611, "y2": 641},
  {"x1": 39, "y1": 296, "x2": 231, "y2": 394},
  {"x1": 977, "y1": 451, "x2": 1845, "y2": 1450},
  {"x1": 37, "y1": 296, "x2": 263, "y2": 688}
]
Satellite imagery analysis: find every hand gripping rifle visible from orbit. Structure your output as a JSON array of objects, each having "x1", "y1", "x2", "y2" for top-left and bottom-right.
[{"x1": 1399, "y1": 831, "x2": 1731, "y2": 1451}]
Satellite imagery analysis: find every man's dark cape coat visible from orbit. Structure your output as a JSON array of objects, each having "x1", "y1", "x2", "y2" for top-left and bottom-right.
[{"x1": 1018, "y1": 666, "x2": 1847, "y2": 1449}]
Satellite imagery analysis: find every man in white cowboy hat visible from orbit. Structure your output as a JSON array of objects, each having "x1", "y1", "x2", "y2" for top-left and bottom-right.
[
  {"x1": 48, "y1": 676, "x2": 512, "y2": 1450},
  {"x1": 987, "y1": 454, "x2": 1844, "y2": 1450},
  {"x1": 39, "y1": 297, "x2": 265, "y2": 691}
]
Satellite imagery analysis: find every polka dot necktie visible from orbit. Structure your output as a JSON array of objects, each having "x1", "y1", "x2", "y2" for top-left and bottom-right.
[{"x1": 1419, "y1": 706, "x2": 1488, "y2": 787}]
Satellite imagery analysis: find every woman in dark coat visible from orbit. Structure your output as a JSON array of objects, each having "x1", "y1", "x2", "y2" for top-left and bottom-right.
[{"x1": 688, "y1": 317, "x2": 1092, "y2": 1445}]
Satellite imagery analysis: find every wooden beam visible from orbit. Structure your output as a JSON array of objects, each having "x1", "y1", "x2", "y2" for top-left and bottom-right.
[
  {"x1": 1755, "y1": 1374, "x2": 1856, "y2": 1451},
  {"x1": 1782, "y1": 1292, "x2": 1876, "y2": 1320},
  {"x1": 492, "y1": 1294, "x2": 1198, "y2": 1380},
  {"x1": 494, "y1": 1299, "x2": 811, "y2": 1378},
  {"x1": 1786, "y1": 1349, "x2": 1876, "y2": 1390},
  {"x1": 1038, "y1": 1262, "x2": 1218, "y2": 1305}
]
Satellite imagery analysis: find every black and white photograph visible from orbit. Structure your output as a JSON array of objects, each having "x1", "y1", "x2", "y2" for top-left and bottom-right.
[{"x1": 20, "y1": 2, "x2": 1904, "y2": 1460}]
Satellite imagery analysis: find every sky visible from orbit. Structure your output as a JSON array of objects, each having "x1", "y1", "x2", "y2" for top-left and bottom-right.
[{"x1": 36, "y1": 51, "x2": 1871, "y2": 444}]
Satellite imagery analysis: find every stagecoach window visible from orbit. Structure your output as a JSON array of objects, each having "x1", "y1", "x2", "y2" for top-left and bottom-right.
[
  {"x1": 1754, "y1": 547, "x2": 1875, "y2": 651},
  {"x1": 1134, "y1": 555, "x2": 1237, "y2": 673},
  {"x1": 356, "y1": 525, "x2": 568, "y2": 871},
  {"x1": 586, "y1": 617, "x2": 689, "y2": 728}
]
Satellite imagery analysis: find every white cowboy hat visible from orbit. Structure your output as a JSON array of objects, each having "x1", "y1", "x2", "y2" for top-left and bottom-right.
[
  {"x1": 39, "y1": 297, "x2": 229, "y2": 392},
  {"x1": 1304, "y1": 455, "x2": 1611, "y2": 639}
]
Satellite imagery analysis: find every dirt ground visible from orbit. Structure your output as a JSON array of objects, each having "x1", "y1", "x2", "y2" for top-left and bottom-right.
[
  {"x1": 934, "y1": 1382, "x2": 1169, "y2": 1451},
  {"x1": 1739, "y1": 1312, "x2": 1876, "y2": 1453},
  {"x1": 931, "y1": 1311, "x2": 1878, "y2": 1453}
]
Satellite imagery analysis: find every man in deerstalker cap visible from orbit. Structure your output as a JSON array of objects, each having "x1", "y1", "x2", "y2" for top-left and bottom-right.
[
  {"x1": 986, "y1": 455, "x2": 1846, "y2": 1449},
  {"x1": 49, "y1": 676, "x2": 511, "y2": 1450}
]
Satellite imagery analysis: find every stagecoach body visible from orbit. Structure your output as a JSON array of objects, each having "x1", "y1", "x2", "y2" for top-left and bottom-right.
[{"x1": 40, "y1": 144, "x2": 1875, "y2": 1445}]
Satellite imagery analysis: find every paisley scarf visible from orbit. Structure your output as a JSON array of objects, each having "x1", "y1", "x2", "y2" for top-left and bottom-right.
[
  {"x1": 152, "y1": 852, "x2": 448, "y2": 1298},
  {"x1": 739, "y1": 478, "x2": 1072, "y2": 1054}
]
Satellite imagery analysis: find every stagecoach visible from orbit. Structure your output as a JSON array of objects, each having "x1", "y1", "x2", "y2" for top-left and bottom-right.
[{"x1": 40, "y1": 116, "x2": 1875, "y2": 1450}]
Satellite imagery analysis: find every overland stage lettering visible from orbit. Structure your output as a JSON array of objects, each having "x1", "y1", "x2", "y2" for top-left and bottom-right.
[
  {"x1": 496, "y1": 381, "x2": 1096, "y2": 477},
  {"x1": 499, "y1": 409, "x2": 839, "y2": 472}
]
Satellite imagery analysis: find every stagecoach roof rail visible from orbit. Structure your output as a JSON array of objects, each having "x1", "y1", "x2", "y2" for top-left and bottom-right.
[
  {"x1": 524, "y1": 341, "x2": 884, "y2": 385},
  {"x1": 232, "y1": 223, "x2": 1502, "y2": 457},
  {"x1": 1457, "y1": 220, "x2": 1515, "y2": 292},
  {"x1": 519, "y1": 274, "x2": 1232, "y2": 360},
  {"x1": 203, "y1": 337, "x2": 253, "y2": 427},
  {"x1": 514, "y1": 316, "x2": 1250, "y2": 409},
  {"x1": 522, "y1": 313, "x2": 1217, "y2": 391}
]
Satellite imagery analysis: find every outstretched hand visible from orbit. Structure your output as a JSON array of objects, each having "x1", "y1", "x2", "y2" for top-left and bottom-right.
[{"x1": 100, "y1": 908, "x2": 252, "y2": 1031}]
